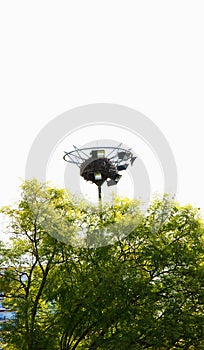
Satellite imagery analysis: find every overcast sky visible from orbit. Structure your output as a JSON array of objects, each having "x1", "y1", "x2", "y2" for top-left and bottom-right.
[{"x1": 0, "y1": 1, "x2": 204, "y2": 214}]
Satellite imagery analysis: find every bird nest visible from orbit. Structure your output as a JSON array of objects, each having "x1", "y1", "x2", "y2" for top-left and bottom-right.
[{"x1": 80, "y1": 157, "x2": 118, "y2": 186}]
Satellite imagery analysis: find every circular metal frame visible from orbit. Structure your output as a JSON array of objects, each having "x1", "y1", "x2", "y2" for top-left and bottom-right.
[{"x1": 63, "y1": 145, "x2": 136, "y2": 167}]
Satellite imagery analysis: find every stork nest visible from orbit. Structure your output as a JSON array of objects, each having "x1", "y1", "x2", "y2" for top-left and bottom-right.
[{"x1": 80, "y1": 157, "x2": 118, "y2": 186}]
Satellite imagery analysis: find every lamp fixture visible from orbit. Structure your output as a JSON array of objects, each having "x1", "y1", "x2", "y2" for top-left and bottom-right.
[
  {"x1": 118, "y1": 151, "x2": 131, "y2": 161},
  {"x1": 90, "y1": 149, "x2": 105, "y2": 158},
  {"x1": 117, "y1": 163, "x2": 129, "y2": 171},
  {"x1": 94, "y1": 172, "x2": 102, "y2": 180}
]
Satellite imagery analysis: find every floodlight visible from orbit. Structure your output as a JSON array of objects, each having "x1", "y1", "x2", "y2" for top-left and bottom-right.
[
  {"x1": 117, "y1": 163, "x2": 129, "y2": 171},
  {"x1": 118, "y1": 151, "x2": 131, "y2": 161},
  {"x1": 111, "y1": 173, "x2": 122, "y2": 184},
  {"x1": 107, "y1": 179, "x2": 117, "y2": 187},
  {"x1": 94, "y1": 172, "x2": 102, "y2": 180},
  {"x1": 107, "y1": 174, "x2": 122, "y2": 186},
  {"x1": 90, "y1": 150, "x2": 105, "y2": 158}
]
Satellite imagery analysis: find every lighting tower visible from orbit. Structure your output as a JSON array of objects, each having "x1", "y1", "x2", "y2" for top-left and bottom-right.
[{"x1": 63, "y1": 144, "x2": 137, "y2": 214}]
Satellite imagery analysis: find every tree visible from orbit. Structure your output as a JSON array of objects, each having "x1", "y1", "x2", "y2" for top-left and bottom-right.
[
  {"x1": 52, "y1": 199, "x2": 204, "y2": 349},
  {"x1": 0, "y1": 180, "x2": 204, "y2": 349},
  {"x1": 0, "y1": 180, "x2": 82, "y2": 350}
]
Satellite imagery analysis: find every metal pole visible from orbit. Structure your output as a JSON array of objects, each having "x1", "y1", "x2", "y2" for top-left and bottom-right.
[
  {"x1": 98, "y1": 185, "x2": 101, "y2": 201},
  {"x1": 98, "y1": 185, "x2": 102, "y2": 220}
]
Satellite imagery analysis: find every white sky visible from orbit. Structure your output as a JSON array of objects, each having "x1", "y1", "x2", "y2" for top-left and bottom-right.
[
  {"x1": 47, "y1": 124, "x2": 163, "y2": 204},
  {"x1": 0, "y1": 1, "x2": 204, "y2": 218}
]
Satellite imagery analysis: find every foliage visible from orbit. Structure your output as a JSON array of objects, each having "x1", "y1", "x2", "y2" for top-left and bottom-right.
[{"x1": 0, "y1": 180, "x2": 203, "y2": 349}]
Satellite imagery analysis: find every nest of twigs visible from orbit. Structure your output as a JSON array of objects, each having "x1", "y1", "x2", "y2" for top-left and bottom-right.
[{"x1": 80, "y1": 157, "x2": 118, "y2": 185}]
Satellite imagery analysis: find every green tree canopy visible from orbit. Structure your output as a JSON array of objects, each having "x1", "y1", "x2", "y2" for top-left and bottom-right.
[{"x1": 0, "y1": 180, "x2": 203, "y2": 349}]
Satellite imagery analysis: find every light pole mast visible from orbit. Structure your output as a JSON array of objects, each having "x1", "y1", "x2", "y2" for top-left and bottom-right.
[{"x1": 98, "y1": 184, "x2": 102, "y2": 219}]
